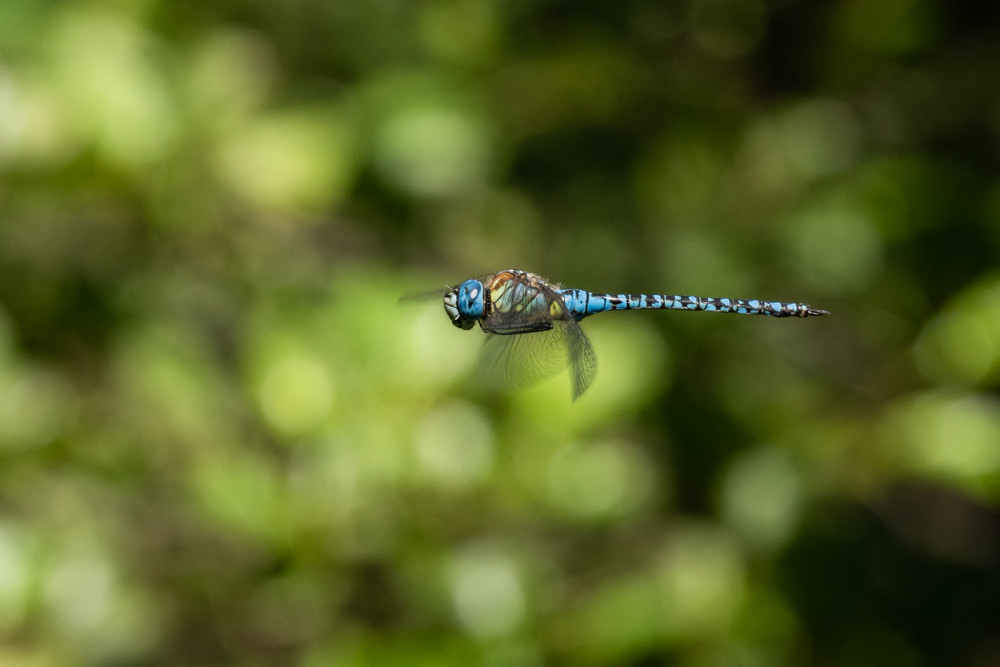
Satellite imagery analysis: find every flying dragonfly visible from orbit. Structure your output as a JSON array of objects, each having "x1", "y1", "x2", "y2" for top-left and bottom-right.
[{"x1": 428, "y1": 269, "x2": 827, "y2": 399}]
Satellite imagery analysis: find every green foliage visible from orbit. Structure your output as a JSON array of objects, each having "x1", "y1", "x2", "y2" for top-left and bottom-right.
[{"x1": 1, "y1": 0, "x2": 999, "y2": 664}]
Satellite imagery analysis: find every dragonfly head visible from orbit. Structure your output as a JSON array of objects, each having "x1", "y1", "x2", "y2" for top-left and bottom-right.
[{"x1": 444, "y1": 279, "x2": 484, "y2": 330}]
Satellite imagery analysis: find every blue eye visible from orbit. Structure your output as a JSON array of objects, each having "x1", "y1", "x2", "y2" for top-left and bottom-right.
[{"x1": 458, "y1": 280, "x2": 485, "y2": 319}]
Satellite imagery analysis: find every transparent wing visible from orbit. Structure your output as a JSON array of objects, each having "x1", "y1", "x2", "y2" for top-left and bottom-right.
[
  {"x1": 479, "y1": 319, "x2": 597, "y2": 400},
  {"x1": 397, "y1": 285, "x2": 451, "y2": 303},
  {"x1": 398, "y1": 272, "x2": 494, "y2": 303},
  {"x1": 564, "y1": 318, "x2": 598, "y2": 400},
  {"x1": 480, "y1": 328, "x2": 566, "y2": 389}
]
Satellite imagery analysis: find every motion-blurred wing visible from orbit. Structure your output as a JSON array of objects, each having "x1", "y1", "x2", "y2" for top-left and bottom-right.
[{"x1": 479, "y1": 318, "x2": 597, "y2": 400}]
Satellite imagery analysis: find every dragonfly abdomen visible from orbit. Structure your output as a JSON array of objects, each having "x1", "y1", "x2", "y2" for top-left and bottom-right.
[{"x1": 560, "y1": 289, "x2": 827, "y2": 319}]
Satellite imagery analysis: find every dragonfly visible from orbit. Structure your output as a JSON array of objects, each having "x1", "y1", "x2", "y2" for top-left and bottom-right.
[{"x1": 436, "y1": 269, "x2": 827, "y2": 400}]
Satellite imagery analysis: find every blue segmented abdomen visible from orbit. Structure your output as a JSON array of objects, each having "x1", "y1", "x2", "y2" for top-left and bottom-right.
[{"x1": 558, "y1": 289, "x2": 827, "y2": 319}]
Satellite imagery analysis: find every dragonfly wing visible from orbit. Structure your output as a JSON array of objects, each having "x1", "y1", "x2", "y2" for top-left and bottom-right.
[
  {"x1": 479, "y1": 319, "x2": 597, "y2": 400},
  {"x1": 397, "y1": 286, "x2": 451, "y2": 303},
  {"x1": 564, "y1": 318, "x2": 598, "y2": 400},
  {"x1": 480, "y1": 327, "x2": 567, "y2": 390}
]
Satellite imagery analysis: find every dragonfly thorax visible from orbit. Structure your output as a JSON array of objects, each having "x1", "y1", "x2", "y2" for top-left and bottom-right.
[{"x1": 443, "y1": 279, "x2": 485, "y2": 329}]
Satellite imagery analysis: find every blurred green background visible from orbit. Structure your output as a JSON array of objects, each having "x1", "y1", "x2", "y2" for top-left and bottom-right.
[{"x1": 2, "y1": 0, "x2": 1000, "y2": 665}]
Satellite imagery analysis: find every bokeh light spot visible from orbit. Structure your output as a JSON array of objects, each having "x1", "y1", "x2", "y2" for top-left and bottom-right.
[
  {"x1": 547, "y1": 440, "x2": 656, "y2": 520},
  {"x1": 366, "y1": 71, "x2": 491, "y2": 197},
  {"x1": 779, "y1": 99, "x2": 863, "y2": 179},
  {"x1": 418, "y1": 0, "x2": 500, "y2": 66},
  {"x1": 887, "y1": 391, "x2": 1000, "y2": 490},
  {"x1": 0, "y1": 525, "x2": 32, "y2": 627},
  {"x1": 0, "y1": 366, "x2": 75, "y2": 451},
  {"x1": 258, "y1": 355, "x2": 334, "y2": 436},
  {"x1": 836, "y1": 0, "x2": 936, "y2": 55},
  {"x1": 215, "y1": 106, "x2": 357, "y2": 213},
  {"x1": 185, "y1": 29, "x2": 277, "y2": 123},
  {"x1": 690, "y1": 0, "x2": 767, "y2": 59},
  {"x1": 785, "y1": 193, "x2": 883, "y2": 289},
  {"x1": 414, "y1": 401, "x2": 495, "y2": 487},
  {"x1": 914, "y1": 279, "x2": 1000, "y2": 386},
  {"x1": 720, "y1": 447, "x2": 802, "y2": 551},
  {"x1": 48, "y1": 6, "x2": 176, "y2": 167},
  {"x1": 449, "y1": 544, "x2": 525, "y2": 637},
  {"x1": 43, "y1": 553, "x2": 114, "y2": 636},
  {"x1": 659, "y1": 525, "x2": 746, "y2": 640}
]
